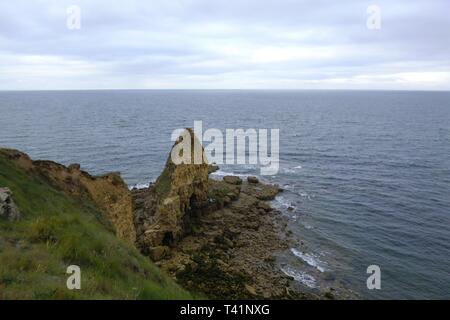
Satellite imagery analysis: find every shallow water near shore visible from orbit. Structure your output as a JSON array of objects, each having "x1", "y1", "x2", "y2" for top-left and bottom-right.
[{"x1": 1, "y1": 89, "x2": 449, "y2": 299}]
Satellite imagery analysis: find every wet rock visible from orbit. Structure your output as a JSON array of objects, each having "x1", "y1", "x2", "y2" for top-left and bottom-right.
[
  {"x1": 223, "y1": 176, "x2": 242, "y2": 185},
  {"x1": 254, "y1": 186, "x2": 280, "y2": 200},
  {"x1": 247, "y1": 176, "x2": 259, "y2": 184},
  {"x1": 208, "y1": 164, "x2": 220, "y2": 174},
  {"x1": 0, "y1": 187, "x2": 21, "y2": 221}
]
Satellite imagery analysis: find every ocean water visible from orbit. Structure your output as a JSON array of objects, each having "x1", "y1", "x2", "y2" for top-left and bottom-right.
[{"x1": 1, "y1": 89, "x2": 449, "y2": 299}]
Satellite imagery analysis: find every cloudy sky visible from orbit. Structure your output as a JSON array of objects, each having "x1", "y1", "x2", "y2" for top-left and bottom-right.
[{"x1": 0, "y1": 0, "x2": 449, "y2": 90}]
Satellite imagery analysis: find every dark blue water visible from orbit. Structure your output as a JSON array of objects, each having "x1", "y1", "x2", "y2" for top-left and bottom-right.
[{"x1": 1, "y1": 90, "x2": 449, "y2": 299}]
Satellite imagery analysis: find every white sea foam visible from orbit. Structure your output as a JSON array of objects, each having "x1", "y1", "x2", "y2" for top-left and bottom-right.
[
  {"x1": 279, "y1": 165, "x2": 302, "y2": 174},
  {"x1": 281, "y1": 266, "x2": 317, "y2": 288},
  {"x1": 210, "y1": 170, "x2": 249, "y2": 179},
  {"x1": 128, "y1": 182, "x2": 150, "y2": 190},
  {"x1": 291, "y1": 248, "x2": 327, "y2": 273},
  {"x1": 302, "y1": 222, "x2": 313, "y2": 230},
  {"x1": 272, "y1": 196, "x2": 295, "y2": 210}
]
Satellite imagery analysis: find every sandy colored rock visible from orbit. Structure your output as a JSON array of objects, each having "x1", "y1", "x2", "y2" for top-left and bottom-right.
[
  {"x1": 245, "y1": 284, "x2": 257, "y2": 296},
  {"x1": 223, "y1": 176, "x2": 242, "y2": 185},
  {"x1": 149, "y1": 246, "x2": 170, "y2": 261},
  {"x1": 135, "y1": 128, "x2": 209, "y2": 251}
]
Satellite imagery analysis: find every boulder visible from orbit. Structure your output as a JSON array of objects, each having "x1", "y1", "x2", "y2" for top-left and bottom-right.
[
  {"x1": 0, "y1": 188, "x2": 21, "y2": 221},
  {"x1": 247, "y1": 176, "x2": 259, "y2": 184},
  {"x1": 254, "y1": 184, "x2": 280, "y2": 200},
  {"x1": 223, "y1": 176, "x2": 242, "y2": 185}
]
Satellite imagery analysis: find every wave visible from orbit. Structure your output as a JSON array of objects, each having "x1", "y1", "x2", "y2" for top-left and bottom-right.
[
  {"x1": 272, "y1": 195, "x2": 296, "y2": 210},
  {"x1": 281, "y1": 265, "x2": 317, "y2": 288},
  {"x1": 128, "y1": 182, "x2": 151, "y2": 190},
  {"x1": 279, "y1": 165, "x2": 303, "y2": 174},
  {"x1": 210, "y1": 170, "x2": 250, "y2": 179},
  {"x1": 301, "y1": 222, "x2": 314, "y2": 230},
  {"x1": 291, "y1": 248, "x2": 327, "y2": 273}
]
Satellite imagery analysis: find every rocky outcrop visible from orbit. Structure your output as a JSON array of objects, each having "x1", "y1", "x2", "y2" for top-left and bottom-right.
[
  {"x1": 223, "y1": 176, "x2": 242, "y2": 185},
  {"x1": 0, "y1": 187, "x2": 21, "y2": 221},
  {"x1": 130, "y1": 130, "x2": 311, "y2": 298},
  {"x1": 134, "y1": 129, "x2": 209, "y2": 254},
  {"x1": 133, "y1": 172, "x2": 309, "y2": 299},
  {"x1": 208, "y1": 164, "x2": 219, "y2": 174},
  {"x1": 79, "y1": 172, "x2": 135, "y2": 243},
  {"x1": 0, "y1": 149, "x2": 136, "y2": 243}
]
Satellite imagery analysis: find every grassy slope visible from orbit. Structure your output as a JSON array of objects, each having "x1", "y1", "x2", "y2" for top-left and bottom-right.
[{"x1": 0, "y1": 154, "x2": 192, "y2": 299}]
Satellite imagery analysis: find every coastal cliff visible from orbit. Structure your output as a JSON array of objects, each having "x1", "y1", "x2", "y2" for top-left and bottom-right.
[
  {"x1": 0, "y1": 149, "x2": 136, "y2": 243},
  {"x1": 0, "y1": 148, "x2": 190, "y2": 299},
  {"x1": 0, "y1": 130, "x2": 323, "y2": 299}
]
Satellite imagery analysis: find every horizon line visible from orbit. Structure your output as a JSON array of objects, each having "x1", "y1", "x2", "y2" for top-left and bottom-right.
[{"x1": 1, "y1": 88, "x2": 449, "y2": 93}]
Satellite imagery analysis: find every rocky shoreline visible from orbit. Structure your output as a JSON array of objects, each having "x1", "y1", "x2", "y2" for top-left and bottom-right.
[
  {"x1": 132, "y1": 174, "x2": 317, "y2": 299},
  {"x1": 129, "y1": 129, "x2": 317, "y2": 299},
  {"x1": 1, "y1": 129, "x2": 355, "y2": 300}
]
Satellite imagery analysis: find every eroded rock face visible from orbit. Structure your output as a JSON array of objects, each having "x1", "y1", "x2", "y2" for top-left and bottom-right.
[
  {"x1": 0, "y1": 149, "x2": 136, "y2": 243},
  {"x1": 135, "y1": 129, "x2": 209, "y2": 253},
  {"x1": 0, "y1": 187, "x2": 21, "y2": 221}
]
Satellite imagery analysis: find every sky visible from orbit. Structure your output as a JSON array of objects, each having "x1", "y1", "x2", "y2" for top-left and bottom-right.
[{"x1": 0, "y1": 0, "x2": 449, "y2": 90}]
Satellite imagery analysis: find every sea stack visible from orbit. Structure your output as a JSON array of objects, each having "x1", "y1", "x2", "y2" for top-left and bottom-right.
[{"x1": 134, "y1": 128, "x2": 209, "y2": 255}]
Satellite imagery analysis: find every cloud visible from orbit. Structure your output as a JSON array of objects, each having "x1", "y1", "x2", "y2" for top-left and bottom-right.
[{"x1": 0, "y1": 0, "x2": 449, "y2": 90}]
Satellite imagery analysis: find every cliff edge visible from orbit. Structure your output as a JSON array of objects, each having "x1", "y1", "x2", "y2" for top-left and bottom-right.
[{"x1": 0, "y1": 149, "x2": 136, "y2": 243}]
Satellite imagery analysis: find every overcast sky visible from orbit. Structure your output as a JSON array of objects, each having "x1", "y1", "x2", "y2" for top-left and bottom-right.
[{"x1": 0, "y1": 0, "x2": 449, "y2": 90}]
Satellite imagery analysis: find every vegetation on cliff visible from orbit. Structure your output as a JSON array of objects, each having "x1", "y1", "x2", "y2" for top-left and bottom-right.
[{"x1": 0, "y1": 149, "x2": 191, "y2": 299}]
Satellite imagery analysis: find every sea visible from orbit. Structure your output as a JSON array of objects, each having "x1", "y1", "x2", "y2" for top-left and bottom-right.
[{"x1": 1, "y1": 89, "x2": 449, "y2": 299}]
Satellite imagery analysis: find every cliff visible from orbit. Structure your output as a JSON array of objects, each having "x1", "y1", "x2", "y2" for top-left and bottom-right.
[
  {"x1": 0, "y1": 149, "x2": 136, "y2": 244},
  {"x1": 0, "y1": 130, "x2": 322, "y2": 300},
  {"x1": 0, "y1": 148, "x2": 189, "y2": 299}
]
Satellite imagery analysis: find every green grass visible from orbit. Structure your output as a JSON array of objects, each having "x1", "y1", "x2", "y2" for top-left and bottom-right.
[{"x1": 0, "y1": 154, "x2": 192, "y2": 300}]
